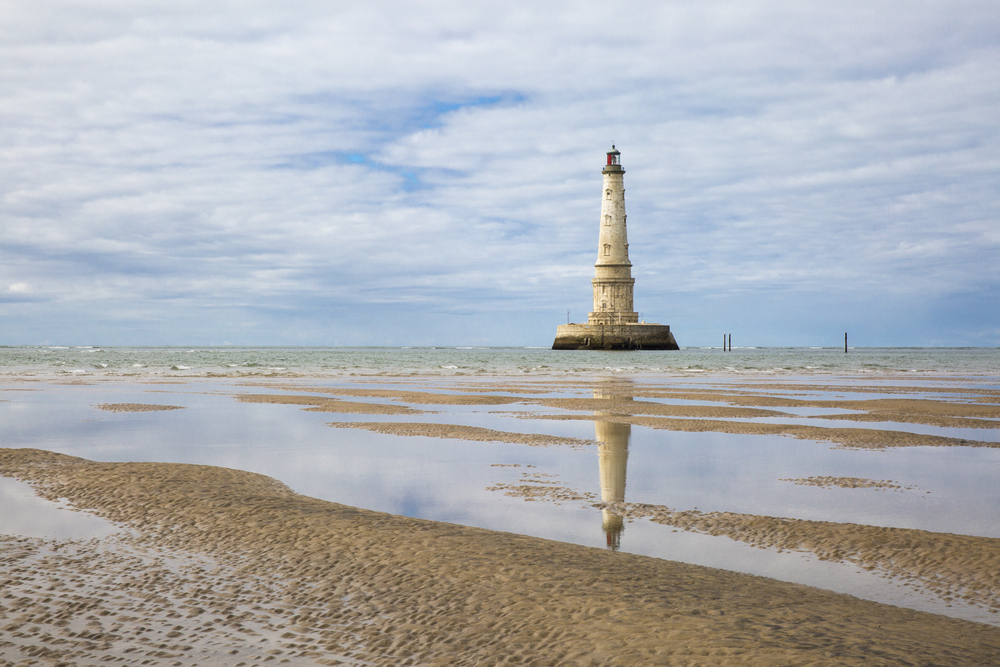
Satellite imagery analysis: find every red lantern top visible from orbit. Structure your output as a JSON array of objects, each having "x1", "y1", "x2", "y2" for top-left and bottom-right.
[{"x1": 606, "y1": 145, "x2": 620, "y2": 166}]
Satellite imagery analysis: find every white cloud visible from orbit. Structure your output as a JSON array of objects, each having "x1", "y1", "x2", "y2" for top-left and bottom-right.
[{"x1": 1, "y1": 1, "x2": 998, "y2": 345}]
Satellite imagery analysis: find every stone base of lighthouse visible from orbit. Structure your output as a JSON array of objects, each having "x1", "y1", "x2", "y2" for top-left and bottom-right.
[{"x1": 551, "y1": 323, "x2": 679, "y2": 350}]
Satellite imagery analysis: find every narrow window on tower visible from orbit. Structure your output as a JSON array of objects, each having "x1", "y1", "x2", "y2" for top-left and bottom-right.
[
  {"x1": 606, "y1": 190, "x2": 611, "y2": 200},
  {"x1": 603, "y1": 244, "x2": 611, "y2": 256},
  {"x1": 604, "y1": 214, "x2": 611, "y2": 226}
]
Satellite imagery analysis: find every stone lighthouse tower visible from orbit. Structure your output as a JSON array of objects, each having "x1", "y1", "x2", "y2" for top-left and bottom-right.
[
  {"x1": 590, "y1": 146, "x2": 638, "y2": 326},
  {"x1": 552, "y1": 147, "x2": 679, "y2": 350}
]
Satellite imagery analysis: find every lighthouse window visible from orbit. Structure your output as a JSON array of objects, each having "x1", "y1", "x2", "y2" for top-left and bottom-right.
[
  {"x1": 605, "y1": 190, "x2": 611, "y2": 200},
  {"x1": 604, "y1": 215, "x2": 611, "y2": 226},
  {"x1": 603, "y1": 243, "x2": 611, "y2": 256}
]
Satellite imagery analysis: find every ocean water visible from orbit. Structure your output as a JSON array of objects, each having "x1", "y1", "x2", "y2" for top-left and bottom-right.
[
  {"x1": 2, "y1": 345, "x2": 999, "y2": 625},
  {"x1": 2, "y1": 345, "x2": 999, "y2": 379}
]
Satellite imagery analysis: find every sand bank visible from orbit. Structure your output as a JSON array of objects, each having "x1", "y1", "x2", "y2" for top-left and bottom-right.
[
  {"x1": 95, "y1": 403, "x2": 186, "y2": 413},
  {"x1": 246, "y1": 380, "x2": 1000, "y2": 432},
  {"x1": 2, "y1": 447, "x2": 999, "y2": 666},
  {"x1": 660, "y1": 393, "x2": 999, "y2": 429},
  {"x1": 260, "y1": 385, "x2": 527, "y2": 406},
  {"x1": 510, "y1": 412, "x2": 997, "y2": 450},
  {"x1": 534, "y1": 397, "x2": 791, "y2": 419},
  {"x1": 579, "y1": 501, "x2": 1000, "y2": 617},
  {"x1": 487, "y1": 479, "x2": 598, "y2": 503},
  {"x1": 549, "y1": 385, "x2": 1000, "y2": 429},
  {"x1": 235, "y1": 393, "x2": 428, "y2": 415},
  {"x1": 327, "y1": 421, "x2": 594, "y2": 448},
  {"x1": 780, "y1": 476, "x2": 914, "y2": 490}
]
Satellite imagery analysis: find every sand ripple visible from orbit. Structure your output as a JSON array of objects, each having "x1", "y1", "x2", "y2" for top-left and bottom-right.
[
  {"x1": 584, "y1": 501, "x2": 1000, "y2": 617},
  {"x1": 4, "y1": 448, "x2": 999, "y2": 665}
]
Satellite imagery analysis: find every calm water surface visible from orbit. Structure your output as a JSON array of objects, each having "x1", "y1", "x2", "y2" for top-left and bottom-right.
[{"x1": 2, "y1": 346, "x2": 999, "y2": 625}]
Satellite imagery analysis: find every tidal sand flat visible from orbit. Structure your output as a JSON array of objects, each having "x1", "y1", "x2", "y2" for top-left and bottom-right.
[
  {"x1": 2, "y1": 352, "x2": 1000, "y2": 664},
  {"x1": 2, "y1": 448, "x2": 1000, "y2": 666}
]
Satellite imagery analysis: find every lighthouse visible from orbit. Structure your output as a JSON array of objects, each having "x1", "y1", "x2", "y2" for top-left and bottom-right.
[
  {"x1": 552, "y1": 147, "x2": 679, "y2": 350},
  {"x1": 591, "y1": 146, "x2": 638, "y2": 326}
]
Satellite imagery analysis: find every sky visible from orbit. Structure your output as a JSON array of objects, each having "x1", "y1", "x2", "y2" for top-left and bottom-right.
[{"x1": 2, "y1": 1, "x2": 998, "y2": 347}]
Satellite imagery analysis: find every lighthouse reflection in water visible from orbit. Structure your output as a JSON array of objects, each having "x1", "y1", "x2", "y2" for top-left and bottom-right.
[{"x1": 594, "y1": 384, "x2": 632, "y2": 551}]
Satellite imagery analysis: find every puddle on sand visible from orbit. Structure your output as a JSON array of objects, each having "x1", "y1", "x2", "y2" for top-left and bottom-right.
[{"x1": 0, "y1": 476, "x2": 122, "y2": 539}]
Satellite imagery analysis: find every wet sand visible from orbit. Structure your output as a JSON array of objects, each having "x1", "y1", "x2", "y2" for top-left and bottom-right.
[
  {"x1": 256, "y1": 381, "x2": 1000, "y2": 434},
  {"x1": 585, "y1": 501, "x2": 1000, "y2": 617},
  {"x1": 780, "y1": 476, "x2": 915, "y2": 490},
  {"x1": 95, "y1": 403, "x2": 186, "y2": 413},
  {"x1": 327, "y1": 421, "x2": 595, "y2": 448},
  {"x1": 509, "y1": 412, "x2": 996, "y2": 450},
  {"x1": 3, "y1": 375, "x2": 1000, "y2": 664},
  {"x1": 3, "y1": 447, "x2": 1000, "y2": 666},
  {"x1": 235, "y1": 393, "x2": 428, "y2": 415}
]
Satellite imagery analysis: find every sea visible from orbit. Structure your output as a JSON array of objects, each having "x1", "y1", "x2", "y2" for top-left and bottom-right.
[
  {"x1": 2, "y1": 345, "x2": 999, "y2": 379},
  {"x1": 2, "y1": 344, "x2": 999, "y2": 625}
]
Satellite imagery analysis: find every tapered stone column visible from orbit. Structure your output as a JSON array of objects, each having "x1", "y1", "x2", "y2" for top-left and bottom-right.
[{"x1": 590, "y1": 146, "x2": 638, "y2": 326}]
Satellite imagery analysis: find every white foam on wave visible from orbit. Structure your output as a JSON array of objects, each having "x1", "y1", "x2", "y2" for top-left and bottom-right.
[{"x1": 171, "y1": 365, "x2": 192, "y2": 371}]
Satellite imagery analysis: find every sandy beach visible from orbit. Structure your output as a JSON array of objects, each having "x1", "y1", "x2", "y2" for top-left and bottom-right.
[
  {"x1": 2, "y1": 372, "x2": 1000, "y2": 665},
  {"x1": 2, "y1": 447, "x2": 999, "y2": 666}
]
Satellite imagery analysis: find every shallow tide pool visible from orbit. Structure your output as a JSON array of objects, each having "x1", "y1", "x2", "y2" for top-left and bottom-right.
[{"x1": 2, "y1": 376, "x2": 998, "y2": 626}]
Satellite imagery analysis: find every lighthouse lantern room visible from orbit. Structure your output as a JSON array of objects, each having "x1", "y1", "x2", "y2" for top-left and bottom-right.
[{"x1": 606, "y1": 146, "x2": 620, "y2": 166}]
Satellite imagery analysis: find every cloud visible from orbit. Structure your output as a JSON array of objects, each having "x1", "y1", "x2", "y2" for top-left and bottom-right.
[{"x1": 1, "y1": 1, "x2": 998, "y2": 345}]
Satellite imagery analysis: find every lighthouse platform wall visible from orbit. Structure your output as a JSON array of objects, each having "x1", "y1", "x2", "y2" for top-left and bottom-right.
[{"x1": 551, "y1": 323, "x2": 679, "y2": 351}]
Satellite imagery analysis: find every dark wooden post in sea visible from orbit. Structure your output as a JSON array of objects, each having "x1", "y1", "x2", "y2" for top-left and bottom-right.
[{"x1": 552, "y1": 147, "x2": 679, "y2": 350}]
